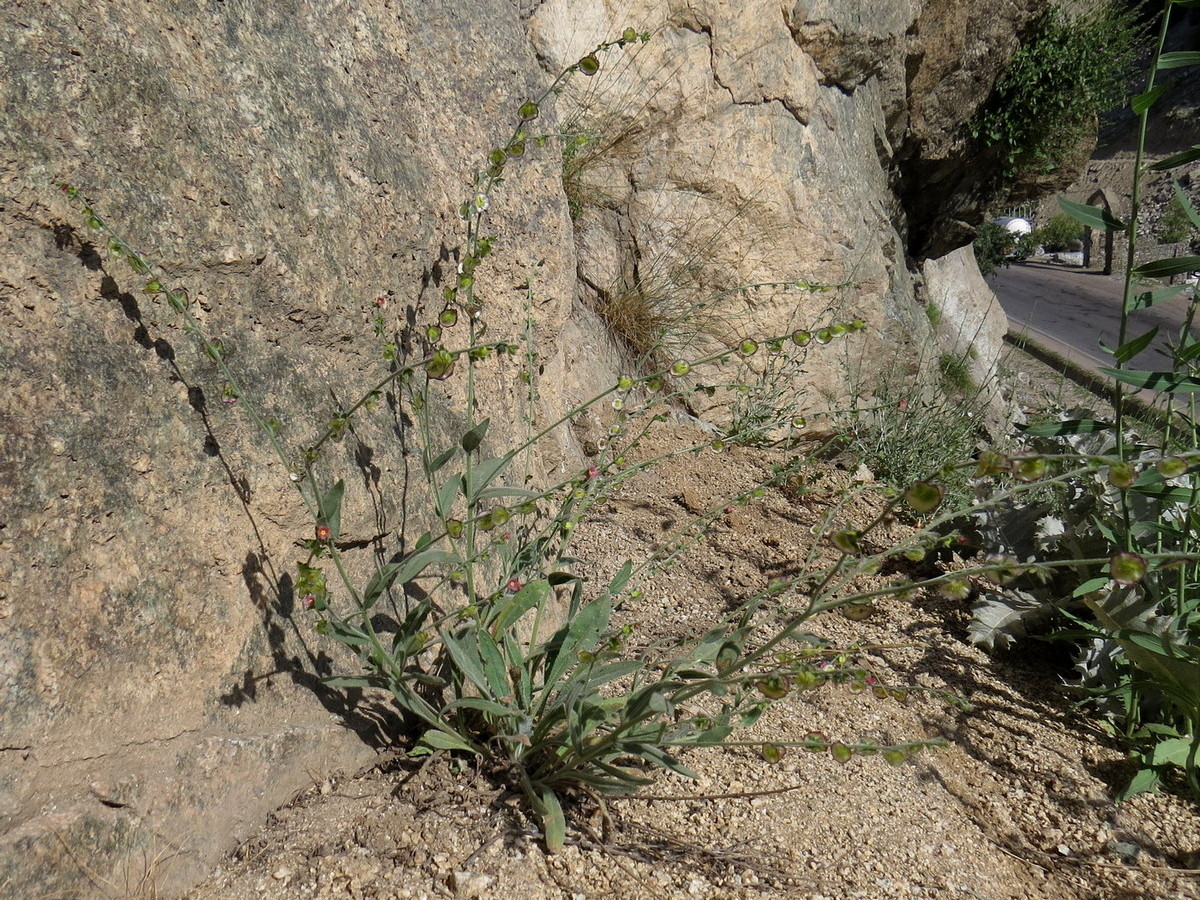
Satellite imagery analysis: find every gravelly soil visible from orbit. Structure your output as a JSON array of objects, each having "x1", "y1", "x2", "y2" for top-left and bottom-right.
[{"x1": 188, "y1": 353, "x2": 1199, "y2": 900}]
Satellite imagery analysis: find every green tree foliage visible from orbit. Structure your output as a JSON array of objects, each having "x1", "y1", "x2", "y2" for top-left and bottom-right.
[
  {"x1": 1158, "y1": 192, "x2": 1197, "y2": 244},
  {"x1": 1036, "y1": 212, "x2": 1085, "y2": 252},
  {"x1": 973, "y1": 222, "x2": 1015, "y2": 277},
  {"x1": 970, "y1": 2, "x2": 1144, "y2": 178}
]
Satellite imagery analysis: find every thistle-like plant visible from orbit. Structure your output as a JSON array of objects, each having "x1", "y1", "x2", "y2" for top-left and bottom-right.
[{"x1": 966, "y1": 0, "x2": 1200, "y2": 800}]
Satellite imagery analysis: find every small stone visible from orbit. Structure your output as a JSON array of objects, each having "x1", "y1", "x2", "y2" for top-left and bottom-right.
[
  {"x1": 272, "y1": 866, "x2": 294, "y2": 880},
  {"x1": 449, "y1": 870, "x2": 494, "y2": 899}
]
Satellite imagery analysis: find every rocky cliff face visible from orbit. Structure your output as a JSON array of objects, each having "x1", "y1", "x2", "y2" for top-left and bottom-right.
[{"x1": 0, "y1": 1, "x2": 1035, "y2": 895}]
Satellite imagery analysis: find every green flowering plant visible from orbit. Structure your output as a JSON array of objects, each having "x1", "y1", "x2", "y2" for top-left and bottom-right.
[{"x1": 65, "y1": 33, "x2": 976, "y2": 850}]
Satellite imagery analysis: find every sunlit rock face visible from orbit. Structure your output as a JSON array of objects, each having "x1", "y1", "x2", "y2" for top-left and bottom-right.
[{"x1": 0, "y1": 1, "x2": 1032, "y2": 895}]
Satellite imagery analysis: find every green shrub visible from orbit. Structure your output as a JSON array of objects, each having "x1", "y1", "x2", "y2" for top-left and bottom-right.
[
  {"x1": 973, "y1": 222, "x2": 1015, "y2": 277},
  {"x1": 970, "y1": 2, "x2": 1143, "y2": 178},
  {"x1": 1036, "y1": 212, "x2": 1085, "y2": 252},
  {"x1": 937, "y1": 352, "x2": 975, "y2": 395},
  {"x1": 838, "y1": 336, "x2": 991, "y2": 514},
  {"x1": 1158, "y1": 192, "x2": 1197, "y2": 244}
]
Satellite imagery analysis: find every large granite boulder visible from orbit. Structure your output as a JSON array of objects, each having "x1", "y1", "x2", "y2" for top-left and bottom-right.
[
  {"x1": 1, "y1": 1, "x2": 1034, "y2": 895},
  {"x1": 0, "y1": 1, "x2": 574, "y2": 896}
]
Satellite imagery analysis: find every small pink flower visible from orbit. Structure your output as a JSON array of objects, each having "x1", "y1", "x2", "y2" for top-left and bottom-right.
[
  {"x1": 315, "y1": 524, "x2": 332, "y2": 542},
  {"x1": 302, "y1": 594, "x2": 316, "y2": 609},
  {"x1": 374, "y1": 296, "x2": 387, "y2": 308},
  {"x1": 897, "y1": 400, "x2": 909, "y2": 411},
  {"x1": 506, "y1": 577, "x2": 523, "y2": 593}
]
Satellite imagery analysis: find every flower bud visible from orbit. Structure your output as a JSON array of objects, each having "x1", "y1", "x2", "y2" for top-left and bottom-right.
[
  {"x1": 1110, "y1": 551, "x2": 1148, "y2": 586},
  {"x1": 1107, "y1": 461, "x2": 1136, "y2": 489},
  {"x1": 903, "y1": 481, "x2": 943, "y2": 514},
  {"x1": 760, "y1": 744, "x2": 785, "y2": 764},
  {"x1": 1157, "y1": 456, "x2": 1189, "y2": 478},
  {"x1": 755, "y1": 674, "x2": 790, "y2": 699},
  {"x1": 830, "y1": 529, "x2": 860, "y2": 554}
]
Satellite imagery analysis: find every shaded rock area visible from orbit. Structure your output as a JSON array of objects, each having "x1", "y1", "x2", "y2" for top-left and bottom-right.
[{"x1": 2, "y1": 1, "x2": 1056, "y2": 896}]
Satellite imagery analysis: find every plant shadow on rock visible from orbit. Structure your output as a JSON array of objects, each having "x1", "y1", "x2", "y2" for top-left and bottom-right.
[{"x1": 61, "y1": 222, "x2": 404, "y2": 751}]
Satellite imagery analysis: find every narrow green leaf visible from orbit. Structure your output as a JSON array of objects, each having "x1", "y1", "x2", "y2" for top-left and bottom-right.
[
  {"x1": 504, "y1": 631, "x2": 532, "y2": 707},
  {"x1": 589, "y1": 759, "x2": 656, "y2": 789},
  {"x1": 1178, "y1": 339, "x2": 1200, "y2": 363},
  {"x1": 1157, "y1": 51, "x2": 1200, "y2": 69},
  {"x1": 490, "y1": 579, "x2": 551, "y2": 632},
  {"x1": 1092, "y1": 515, "x2": 1119, "y2": 545},
  {"x1": 1072, "y1": 577, "x2": 1111, "y2": 598},
  {"x1": 477, "y1": 629, "x2": 511, "y2": 699},
  {"x1": 535, "y1": 787, "x2": 567, "y2": 853},
  {"x1": 690, "y1": 723, "x2": 734, "y2": 745},
  {"x1": 1174, "y1": 181, "x2": 1200, "y2": 229},
  {"x1": 1132, "y1": 83, "x2": 1169, "y2": 115},
  {"x1": 363, "y1": 548, "x2": 461, "y2": 606},
  {"x1": 473, "y1": 485, "x2": 540, "y2": 502},
  {"x1": 425, "y1": 445, "x2": 457, "y2": 474},
  {"x1": 1022, "y1": 418, "x2": 1113, "y2": 437},
  {"x1": 1116, "y1": 766, "x2": 1161, "y2": 801},
  {"x1": 444, "y1": 696, "x2": 519, "y2": 719},
  {"x1": 1115, "y1": 327, "x2": 1159, "y2": 364},
  {"x1": 626, "y1": 742, "x2": 698, "y2": 779},
  {"x1": 1131, "y1": 484, "x2": 1195, "y2": 504},
  {"x1": 461, "y1": 417, "x2": 490, "y2": 453},
  {"x1": 602, "y1": 560, "x2": 634, "y2": 601},
  {"x1": 436, "y1": 473, "x2": 462, "y2": 519},
  {"x1": 1099, "y1": 366, "x2": 1200, "y2": 393},
  {"x1": 581, "y1": 658, "x2": 644, "y2": 689},
  {"x1": 319, "y1": 480, "x2": 345, "y2": 539},
  {"x1": 1149, "y1": 145, "x2": 1200, "y2": 172},
  {"x1": 418, "y1": 728, "x2": 477, "y2": 753},
  {"x1": 1131, "y1": 284, "x2": 1185, "y2": 310},
  {"x1": 1058, "y1": 197, "x2": 1125, "y2": 233},
  {"x1": 466, "y1": 455, "x2": 510, "y2": 502},
  {"x1": 1132, "y1": 256, "x2": 1200, "y2": 278},
  {"x1": 542, "y1": 597, "x2": 612, "y2": 688},
  {"x1": 440, "y1": 629, "x2": 494, "y2": 698},
  {"x1": 322, "y1": 675, "x2": 382, "y2": 689},
  {"x1": 325, "y1": 619, "x2": 372, "y2": 646}
]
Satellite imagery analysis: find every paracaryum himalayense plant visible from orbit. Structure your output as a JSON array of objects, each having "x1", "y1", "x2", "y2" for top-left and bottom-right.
[{"x1": 64, "y1": 31, "x2": 978, "y2": 850}]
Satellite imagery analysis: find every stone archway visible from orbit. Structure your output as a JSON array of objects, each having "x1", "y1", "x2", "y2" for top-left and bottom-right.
[{"x1": 1084, "y1": 188, "x2": 1119, "y2": 274}]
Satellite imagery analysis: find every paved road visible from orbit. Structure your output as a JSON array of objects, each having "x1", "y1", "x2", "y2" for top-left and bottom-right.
[{"x1": 989, "y1": 261, "x2": 1192, "y2": 374}]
